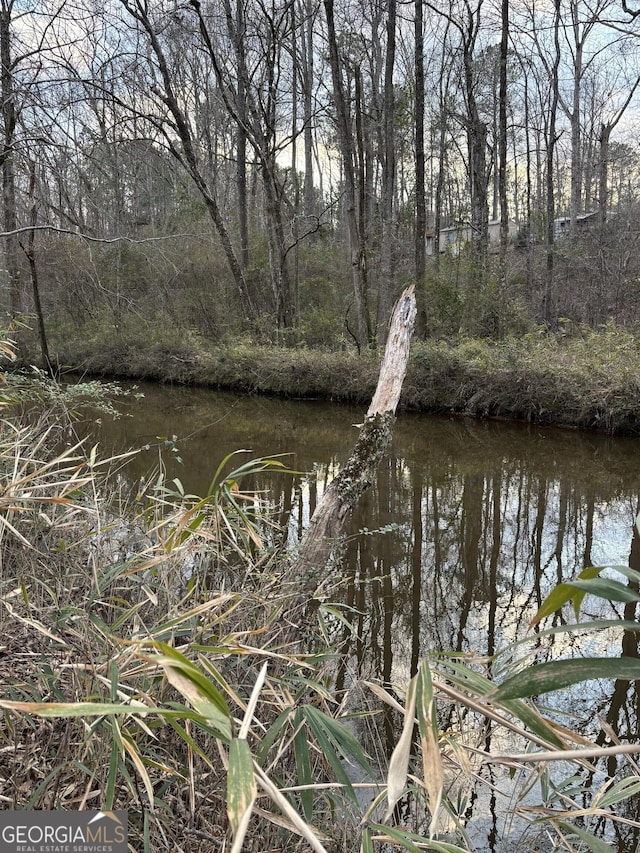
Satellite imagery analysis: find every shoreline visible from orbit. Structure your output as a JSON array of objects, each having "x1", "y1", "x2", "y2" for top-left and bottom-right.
[{"x1": 48, "y1": 330, "x2": 640, "y2": 436}]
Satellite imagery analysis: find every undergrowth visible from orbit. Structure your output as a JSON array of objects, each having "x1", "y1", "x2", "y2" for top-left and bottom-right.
[{"x1": 47, "y1": 320, "x2": 640, "y2": 434}]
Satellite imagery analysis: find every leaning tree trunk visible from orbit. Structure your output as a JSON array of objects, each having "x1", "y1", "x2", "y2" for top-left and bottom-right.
[{"x1": 290, "y1": 284, "x2": 416, "y2": 588}]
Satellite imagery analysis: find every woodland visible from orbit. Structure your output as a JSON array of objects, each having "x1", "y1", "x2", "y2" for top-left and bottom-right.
[{"x1": 1, "y1": 0, "x2": 640, "y2": 369}]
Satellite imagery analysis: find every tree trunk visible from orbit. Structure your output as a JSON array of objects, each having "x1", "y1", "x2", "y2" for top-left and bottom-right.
[
  {"x1": 377, "y1": 0, "x2": 397, "y2": 345},
  {"x1": 119, "y1": 0, "x2": 256, "y2": 321},
  {"x1": 414, "y1": 0, "x2": 426, "y2": 335},
  {"x1": 0, "y1": 0, "x2": 20, "y2": 322},
  {"x1": 324, "y1": 0, "x2": 372, "y2": 351},
  {"x1": 302, "y1": 0, "x2": 315, "y2": 224},
  {"x1": 236, "y1": 0, "x2": 249, "y2": 269},
  {"x1": 598, "y1": 122, "x2": 610, "y2": 223},
  {"x1": 290, "y1": 284, "x2": 415, "y2": 584},
  {"x1": 20, "y1": 161, "x2": 51, "y2": 374},
  {"x1": 544, "y1": 0, "x2": 562, "y2": 326},
  {"x1": 497, "y1": 0, "x2": 509, "y2": 333},
  {"x1": 569, "y1": 39, "x2": 583, "y2": 228}
]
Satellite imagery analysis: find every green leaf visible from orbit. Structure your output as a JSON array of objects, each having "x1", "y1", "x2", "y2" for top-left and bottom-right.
[
  {"x1": 566, "y1": 577, "x2": 640, "y2": 604},
  {"x1": 494, "y1": 657, "x2": 640, "y2": 700},
  {"x1": 436, "y1": 659, "x2": 566, "y2": 748},
  {"x1": 499, "y1": 619, "x2": 640, "y2": 658},
  {"x1": 532, "y1": 566, "x2": 602, "y2": 624},
  {"x1": 595, "y1": 776, "x2": 640, "y2": 809},
  {"x1": 533, "y1": 565, "x2": 640, "y2": 624},
  {"x1": 256, "y1": 708, "x2": 293, "y2": 766},
  {"x1": 150, "y1": 641, "x2": 232, "y2": 733},
  {"x1": 369, "y1": 824, "x2": 423, "y2": 853},
  {"x1": 302, "y1": 706, "x2": 372, "y2": 803},
  {"x1": 305, "y1": 705, "x2": 372, "y2": 775},
  {"x1": 555, "y1": 822, "x2": 614, "y2": 853},
  {"x1": 105, "y1": 739, "x2": 119, "y2": 809},
  {"x1": 227, "y1": 738, "x2": 256, "y2": 834},
  {"x1": 0, "y1": 699, "x2": 145, "y2": 717},
  {"x1": 294, "y1": 709, "x2": 314, "y2": 821},
  {"x1": 360, "y1": 827, "x2": 374, "y2": 853},
  {"x1": 369, "y1": 823, "x2": 469, "y2": 853}
]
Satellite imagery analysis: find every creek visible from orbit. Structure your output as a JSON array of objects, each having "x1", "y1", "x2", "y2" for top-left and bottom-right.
[{"x1": 94, "y1": 381, "x2": 640, "y2": 850}]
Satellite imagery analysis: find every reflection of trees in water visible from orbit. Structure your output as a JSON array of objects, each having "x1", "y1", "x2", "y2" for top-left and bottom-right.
[
  {"x1": 94, "y1": 388, "x2": 640, "y2": 850},
  {"x1": 589, "y1": 507, "x2": 640, "y2": 853},
  {"x1": 318, "y1": 449, "x2": 639, "y2": 850},
  {"x1": 305, "y1": 433, "x2": 638, "y2": 685}
]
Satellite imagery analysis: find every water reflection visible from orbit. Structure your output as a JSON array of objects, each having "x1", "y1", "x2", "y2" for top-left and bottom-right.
[
  {"x1": 96, "y1": 383, "x2": 640, "y2": 668},
  {"x1": 94, "y1": 383, "x2": 640, "y2": 850}
]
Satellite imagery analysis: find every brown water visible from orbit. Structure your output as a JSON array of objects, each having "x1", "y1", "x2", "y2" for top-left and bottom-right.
[{"x1": 96, "y1": 382, "x2": 640, "y2": 850}]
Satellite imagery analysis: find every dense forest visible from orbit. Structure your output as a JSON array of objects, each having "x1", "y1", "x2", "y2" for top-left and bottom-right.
[{"x1": 2, "y1": 0, "x2": 640, "y2": 361}]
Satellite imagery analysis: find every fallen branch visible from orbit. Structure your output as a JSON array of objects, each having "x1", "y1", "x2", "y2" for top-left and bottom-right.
[{"x1": 290, "y1": 284, "x2": 416, "y2": 587}]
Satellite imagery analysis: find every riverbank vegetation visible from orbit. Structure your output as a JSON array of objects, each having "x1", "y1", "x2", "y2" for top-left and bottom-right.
[
  {"x1": 46, "y1": 317, "x2": 640, "y2": 435},
  {"x1": 2, "y1": 340, "x2": 640, "y2": 852}
]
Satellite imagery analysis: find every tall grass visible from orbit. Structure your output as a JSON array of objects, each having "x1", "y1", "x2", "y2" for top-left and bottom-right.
[{"x1": 1, "y1": 334, "x2": 639, "y2": 852}]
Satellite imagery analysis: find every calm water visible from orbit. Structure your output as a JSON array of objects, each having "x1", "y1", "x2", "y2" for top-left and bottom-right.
[{"x1": 95, "y1": 382, "x2": 640, "y2": 850}]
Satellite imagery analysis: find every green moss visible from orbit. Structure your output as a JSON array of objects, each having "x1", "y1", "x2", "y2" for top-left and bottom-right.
[{"x1": 335, "y1": 412, "x2": 396, "y2": 507}]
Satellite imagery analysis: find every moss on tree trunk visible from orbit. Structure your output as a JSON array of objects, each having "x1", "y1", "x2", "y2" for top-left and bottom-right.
[{"x1": 290, "y1": 285, "x2": 416, "y2": 588}]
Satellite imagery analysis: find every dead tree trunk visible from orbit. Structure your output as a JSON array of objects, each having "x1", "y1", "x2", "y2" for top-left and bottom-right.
[{"x1": 290, "y1": 284, "x2": 416, "y2": 586}]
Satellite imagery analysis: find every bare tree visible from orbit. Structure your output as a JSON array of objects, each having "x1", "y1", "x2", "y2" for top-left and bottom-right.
[
  {"x1": 376, "y1": 0, "x2": 397, "y2": 344},
  {"x1": 497, "y1": 0, "x2": 509, "y2": 312},
  {"x1": 414, "y1": 0, "x2": 427, "y2": 334},
  {"x1": 1, "y1": 0, "x2": 21, "y2": 321},
  {"x1": 323, "y1": 0, "x2": 373, "y2": 350},
  {"x1": 115, "y1": 0, "x2": 257, "y2": 321}
]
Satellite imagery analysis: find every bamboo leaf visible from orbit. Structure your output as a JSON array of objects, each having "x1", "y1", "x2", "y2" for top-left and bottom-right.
[
  {"x1": 416, "y1": 660, "x2": 443, "y2": 836},
  {"x1": 531, "y1": 582, "x2": 582, "y2": 625},
  {"x1": 360, "y1": 827, "x2": 374, "y2": 853},
  {"x1": 303, "y1": 707, "x2": 354, "y2": 796},
  {"x1": 371, "y1": 823, "x2": 469, "y2": 853},
  {"x1": 294, "y1": 710, "x2": 314, "y2": 821},
  {"x1": 495, "y1": 657, "x2": 640, "y2": 700},
  {"x1": 436, "y1": 659, "x2": 566, "y2": 748},
  {"x1": 150, "y1": 642, "x2": 232, "y2": 718},
  {"x1": 227, "y1": 738, "x2": 256, "y2": 835},
  {"x1": 371, "y1": 823, "x2": 423, "y2": 853},
  {"x1": 122, "y1": 732, "x2": 155, "y2": 805},
  {"x1": 252, "y1": 763, "x2": 330, "y2": 853},
  {"x1": 0, "y1": 699, "x2": 147, "y2": 717},
  {"x1": 238, "y1": 661, "x2": 268, "y2": 739},
  {"x1": 555, "y1": 821, "x2": 614, "y2": 853},
  {"x1": 531, "y1": 566, "x2": 602, "y2": 625},
  {"x1": 385, "y1": 676, "x2": 416, "y2": 822},
  {"x1": 162, "y1": 665, "x2": 231, "y2": 741},
  {"x1": 532, "y1": 565, "x2": 640, "y2": 625},
  {"x1": 594, "y1": 776, "x2": 640, "y2": 809},
  {"x1": 304, "y1": 705, "x2": 372, "y2": 777},
  {"x1": 566, "y1": 577, "x2": 640, "y2": 604},
  {"x1": 105, "y1": 739, "x2": 119, "y2": 810},
  {"x1": 257, "y1": 708, "x2": 293, "y2": 766}
]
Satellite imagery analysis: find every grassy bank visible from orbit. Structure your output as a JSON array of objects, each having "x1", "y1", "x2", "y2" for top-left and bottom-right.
[{"x1": 51, "y1": 322, "x2": 640, "y2": 434}]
